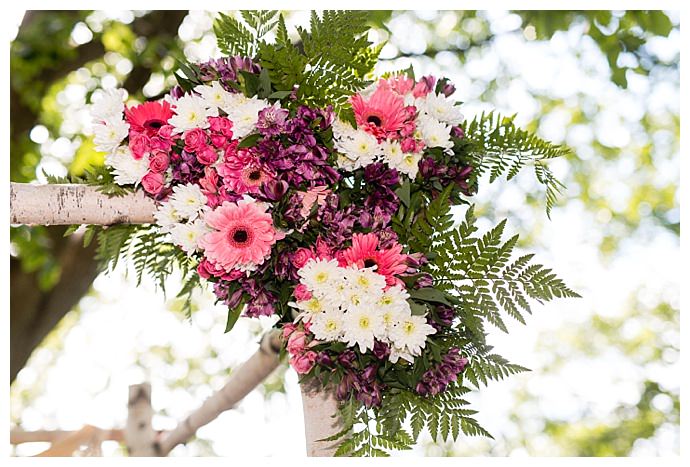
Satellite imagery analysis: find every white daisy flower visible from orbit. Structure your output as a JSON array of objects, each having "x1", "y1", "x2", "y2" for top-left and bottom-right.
[
  {"x1": 417, "y1": 114, "x2": 453, "y2": 150},
  {"x1": 388, "y1": 151, "x2": 422, "y2": 179},
  {"x1": 93, "y1": 118, "x2": 129, "y2": 153},
  {"x1": 388, "y1": 345, "x2": 415, "y2": 364},
  {"x1": 342, "y1": 286, "x2": 379, "y2": 312},
  {"x1": 90, "y1": 88, "x2": 126, "y2": 121},
  {"x1": 298, "y1": 259, "x2": 342, "y2": 294},
  {"x1": 416, "y1": 93, "x2": 464, "y2": 126},
  {"x1": 154, "y1": 201, "x2": 183, "y2": 233},
  {"x1": 291, "y1": 296, "x2": 326, "y2": 322},
  {"x1": 388, "y1": 314, "x2": 437, "y2": 358},
  {"x1": 168, "y1": 183, "x2": 207, "y2": 220},
  {"x1": 168, "y1": 94, "x2": 218, "y2": 132},
  {"x1": 225, "y1": 97, "x2": 268, "y2": 139},
  {"x1": 105, "y1": 145, "x2": 148, "y2": 186},
  {"x1": 380, "y1": 140, "x2": 403, "y2": 161},
  {"x1": 310, "y1": 309, "x2": 345, "y2": 342},
  {"x1": 347, "y1": 267, "x2": 387, "y2": 294},
  {"x1": 319, "y1": 274, "x2": 350, "y2": 310},
  {"x1": 334, "y1": 129, "x2": 380, "y2": 169},
  {"x1": 194, "y1": 81, "x2": 233, "y2": 111},
  {"x1": 342, "y1": 307, "x2": 385, "y2": 353},
  {"x1": 169, "y1": 219, "x2": 209, "y2": 254}
]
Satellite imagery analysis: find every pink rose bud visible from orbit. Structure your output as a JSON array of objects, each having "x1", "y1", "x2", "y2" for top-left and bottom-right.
[
  {"x1": 282, "y1": 323, "x2": 297, "y2": 340},
  {"x1": 413, "y1": 75, "x2": 436, "y2": 98},
  {"x1": 184, "y1": 128, "x2": 207, "y2": 153},
  {"x1": 291, "y1": 248, "x2": 316, "y2": 269},
  {"x1": 148, "y1": 150, "x2": 169, "y2": 173},
  {"x1": 287, "y1": 331, "x2": 307, "y2": 355},
  {"x1": 141, "y1": 171, "x2": 164, "y2": 195},
  {"x1": 129, "y1": 133, "x2": 151, "y2": 160},
  {"x1": 293, "y1": 284, "x2": 312, "y2": 301},
  {"x1": 290, "y1": 351, "x2": 317, "y2": 374},
  {"x1": 400, "y1": 137, "x2": 418, "y2": 153},
  {"x1": 197, "y1": 146, "x2": 219, "y2": 165},
  {"x1": 210, "y1": 134, "x2": 228, "y2": 149},
  {"x1": 158, "y1": 124, "x2": 174, "y2": 139},
  {"x1": 209, "y1": 116, "x2": 234, "y2": 137}
]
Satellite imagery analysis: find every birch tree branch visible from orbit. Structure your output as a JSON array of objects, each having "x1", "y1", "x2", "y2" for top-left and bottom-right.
[
  {"x1": 9, "y1": 183, "x2": 156, "y2": 226},
  {"x1": 10, "y1": 427, "x2": 124, "y2": 444},
  {"x1": 157, "y1": 330, "x2": 283, "y2": 456}
]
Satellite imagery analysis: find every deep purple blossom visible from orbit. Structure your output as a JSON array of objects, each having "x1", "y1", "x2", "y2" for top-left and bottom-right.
[
  {"x1": 415, "y1": 348, "x2": 468, "y2": 397},
  {"x1": 256, "y1": 105, "x2": 289, "y2": 137}
]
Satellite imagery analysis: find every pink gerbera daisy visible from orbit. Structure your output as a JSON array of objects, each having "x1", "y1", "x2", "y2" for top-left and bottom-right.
[
  {"x1": 200, "y1": 200, "x2": 282, "y2": 271},
  {"x1": 341, "y1": 233, "x2": 407, "y2": 286},
  {"x1": 125, "y1": 101, "x2": 174, "y2": 136},
  {"x1": 350, "y1": 86, "x2": 409, "y2": 140},
  {"x1": 217, "y1": 148, "x2": 274, "y2": 195}
]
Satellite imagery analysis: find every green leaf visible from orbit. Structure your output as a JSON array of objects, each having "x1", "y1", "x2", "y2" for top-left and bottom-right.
[
  {"x1": 395, "y1": 180, "x2": 411, "y2": 208},
  {"x1": 409, "y1": 287, "x2": 451, "y2": 305},
  {"x1": 224, "y1": 300, "x2": 244, "y2": 333},
  {"x1": 237, "y1": 133, "x2": 261, "y2": 148}
]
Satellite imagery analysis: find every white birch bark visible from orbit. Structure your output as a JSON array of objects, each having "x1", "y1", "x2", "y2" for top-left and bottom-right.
[
  {"x1": 10, "y1": 182, "x2": 156, "y2": 225},
  {"x1": 125, "y1": 383, "x2": 158, "y2": 456},
  {"x1": 300, "y1": 380, "x2": 343, "y2": 457}
]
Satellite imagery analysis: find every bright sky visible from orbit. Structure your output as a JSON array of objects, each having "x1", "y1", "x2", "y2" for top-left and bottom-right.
[{"x1": 8, "y1": 10, "x2": 680, "y2": 457}]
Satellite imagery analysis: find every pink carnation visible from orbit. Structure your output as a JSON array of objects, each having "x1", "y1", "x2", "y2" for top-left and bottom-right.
[
  {"x1": 197, "y1": 258, "x2": 244, "y2": 281},
  {"x1": 184, "y1": 128, "x2": 208, "y2": 153},
  {"x1": 129, "y1": 133, "x2": 150, "y2": 160},
  {"x1": 199, "y1": 200, "x2": 281, "y2": 270}
]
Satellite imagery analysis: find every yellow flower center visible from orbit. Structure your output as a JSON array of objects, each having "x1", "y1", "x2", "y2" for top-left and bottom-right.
[
  {"x1": 315, "y1": 272, "x2": 328, "y2": 283},
  {"x1": 403, "y1": 321, "x2": 415, "y2": 335},
  {"x1": 359, "y1": 317, "x2": 370, "y2": 329},
  {"x1": 326, "y1": 320, "x2": 338, "y2": 332}
]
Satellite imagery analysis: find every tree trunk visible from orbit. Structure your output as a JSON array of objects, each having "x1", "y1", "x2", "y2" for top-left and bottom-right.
[{"x1": 300, "y1": 380, "x2": 343, "y2": 457}]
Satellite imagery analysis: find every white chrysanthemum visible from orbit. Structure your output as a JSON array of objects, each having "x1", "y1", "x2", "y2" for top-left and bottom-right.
[
  {"x1": 319, "y1": 274, "x2": 350, "y2": 310},
  {"x1": 388, "y1": 314, "x2": 437, "y2": 358},
  {"x1": 342, "y1": 286, "x2": 380, "y2": 312},
  {"x1": 225, "y1": 97, "x2": 268, "y2": 139},
  {"x1": 334, "y1": 129, "x2": 380, "y2": 169},
  {"x1": 93, "y1": 118, "x2": 129, "y2": 153},
  {"x1": 342, "y1": 307, "x2": 385, "y2": 353},
  {"x1": 380, "y1": 140, "x2": 403, "y2": 161},
  {"x1": 388, "y1": 345, "x2": 415, "y2": 364},
  {"x1": 417, "y1": 114, "x2": 453, "y2": 150},
  {"x1": 194, "y1": 81, "x2": 233, "y2": 111},
  {"x1": 347, "y1": 267, "x2": 387, "y2": 293},
  {"x1": 168, "y1": 183, "x2": 207, "y2": 220},
  {"x1": 168, "y1": 94, "x2": 218, "y2": 132},
  {"x1": 291, "y1": 296, "x2": 326, "y2": 322},
  {"x1": 388, "y1": 151, "x2": 422, "y2": 179},
  {"x1": 416, "y1": 93, "x2": 464, "y2": 126},
  {"x1": 310, "y1": 309, "x2": 345, "y2": 342},
  {"x1": 154, "y1": 201, "x2": 184, "y2": 233},
  {"x1": 105, "y1": 145, "x2": 149, "y2": 185},
  {"x1": 378, "y1": 286, "x2": 412, "y2": 338},
  {"x1": 298, "y1": 259, "x2": 342, "y2": 294},
  {"x1": 90, "y1": 88, "x2": 126, "y2": 121},
  {"x1": 169, "y1": 219, "x2": 209, "y2": 254}
]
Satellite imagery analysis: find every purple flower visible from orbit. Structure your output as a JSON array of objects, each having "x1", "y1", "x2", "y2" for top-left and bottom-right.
[
  {"x1": 372, "y1": 340, "x2": 391, "y2": 360},
  {"x1": 197, "y1": 56, "x2": 261, "y2": 92},
  {"x1": 256, "y1": 105, "x2": 289, "y2": 137},
  {"x1": 260, "y1": 179, "x2": 289, "y2": 201},
  {"x1": 430, "y1": 304, "x2": 455, "y2": 330},
  {"x1": 415, "y1": 348, "x2": 468, "y2": 397},
  {"x1": 364, "y1": 162, "x2": 400, "y2": 187},
  {"x1": 442, "y1": 82, "x2": 456, "y2": 97}
]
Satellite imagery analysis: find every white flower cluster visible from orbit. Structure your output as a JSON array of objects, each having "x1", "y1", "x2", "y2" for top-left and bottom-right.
[
  {"x1": 332, "y1": 89, "x2": 464, "y2": 179},
  {"x1": 170, "y1": 82, "x2": 269, "y2": 138},
  {"x1": 292, "y1": 259, "x2": 436, "y2": 364},
  {"x1": 154, "y1": 183, "x2": 210, "y2": 254},
  {"x1": 91, "y1": 89, "x2": 129, "y2": 154}
]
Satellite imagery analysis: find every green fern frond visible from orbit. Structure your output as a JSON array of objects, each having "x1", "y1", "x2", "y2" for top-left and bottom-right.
[{"x1": 464, "y1": 111, "x2": 572, "y2": 217}]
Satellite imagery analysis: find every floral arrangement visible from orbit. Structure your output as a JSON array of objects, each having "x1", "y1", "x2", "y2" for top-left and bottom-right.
[{"x1": 79, "y1": 11, "x2": 579, "y2": 456}]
